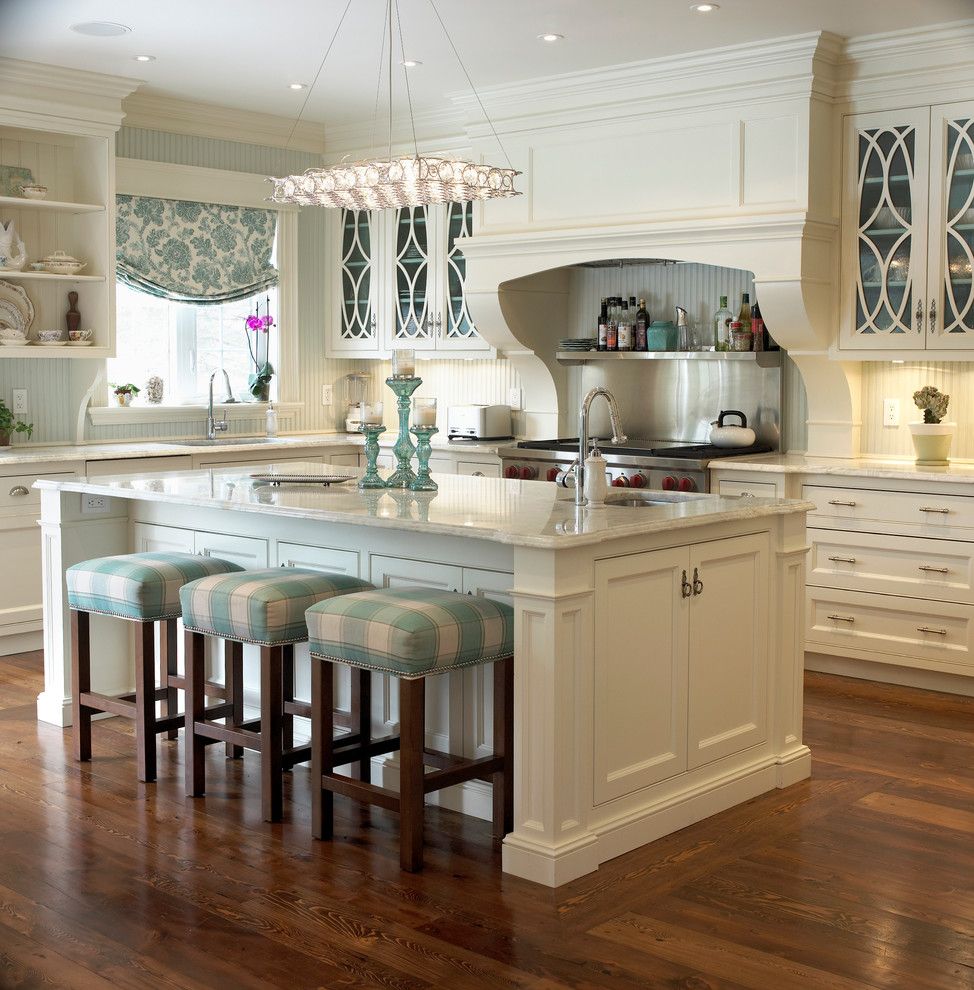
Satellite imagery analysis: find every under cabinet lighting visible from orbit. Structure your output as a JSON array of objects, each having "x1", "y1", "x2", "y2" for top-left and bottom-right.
[{"x1": 537, "y1": 33, "x2": 564, "y2": 42}]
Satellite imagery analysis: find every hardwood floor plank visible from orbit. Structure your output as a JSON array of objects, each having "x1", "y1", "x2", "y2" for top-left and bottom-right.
[{"x1": 856, "y1": 791, "x2": 974, "y2": 834}]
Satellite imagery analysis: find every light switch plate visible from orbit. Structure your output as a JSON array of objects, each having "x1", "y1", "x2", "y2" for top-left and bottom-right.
[
  {"x1": 11, "y1": 388, "x2": 27, "y2": 415},
  {"x1": 883, "y1": 398, "x2": 900, "y2": 427},
  {"x1": 508, "y1": 387, "x2": 522, "y2": 411}
]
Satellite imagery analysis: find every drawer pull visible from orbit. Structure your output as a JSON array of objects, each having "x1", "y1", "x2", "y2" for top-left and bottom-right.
[
  {"x1": 918, "y1": 565, "x2": 950, "y2": 574},
  {"x1": 827, "y1": 499, "x2": 857, "y2": 507},
  {"x1": 917, "y1": 626, "x2": 948, "y2": 636},
  {"x1": 827, "y1": 614, "x2": 856, "y2": 623},
  {"x1": 7, "y1": 485, "x2": 30, "y2": 497},
  {"x1": 919, "y1": 506, "x2": 951, "y2": 515},
  {"x1": 827, "y1": 555, "x2": 857, "y2": 564}
]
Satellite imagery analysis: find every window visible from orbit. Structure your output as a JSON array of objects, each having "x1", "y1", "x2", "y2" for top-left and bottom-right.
[{"x1": 109, "y1": 285, "x2": 278, "y2": 404}]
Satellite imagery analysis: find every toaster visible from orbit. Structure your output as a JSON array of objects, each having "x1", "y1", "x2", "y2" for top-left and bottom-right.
[{"x1": 447, "y1": 404, "x2": 513, "y2": 440}]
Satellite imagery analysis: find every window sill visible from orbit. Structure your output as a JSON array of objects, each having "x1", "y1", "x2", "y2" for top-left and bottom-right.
[{"x1": 88, "y1": 401, "x2": 301, "y2": 428}]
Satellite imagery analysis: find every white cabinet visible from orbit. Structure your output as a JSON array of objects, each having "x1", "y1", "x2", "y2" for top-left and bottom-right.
[
  {"x1": 194, "y1": 531, "x2": 268, "y2": 569},
  {"x1": 327, "y1": 202, "x2": 491, "y2": 358},
  {"x1": 457, "y1": 460, "x2": 501, "y2": 478},
  {"x1": 593, "y1": 533, "x2": 770, "y2": 804},
  {"x1": 840, "y1": 101, "x2": 974, "y2": 353}
]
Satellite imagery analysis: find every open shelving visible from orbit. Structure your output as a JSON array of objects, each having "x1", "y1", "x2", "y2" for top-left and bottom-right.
[{"x1": 555, "y1": 349, "x2": 782, "y2": 368}]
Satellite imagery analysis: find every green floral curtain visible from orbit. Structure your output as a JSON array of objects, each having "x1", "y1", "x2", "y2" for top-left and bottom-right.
[{"x1": 115, "y1": 195, "x2": 278, "y2": 305}]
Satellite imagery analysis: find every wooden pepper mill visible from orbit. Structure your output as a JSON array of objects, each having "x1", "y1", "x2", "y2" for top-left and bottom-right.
[{"x1": 66, "y1": 291, "x2": 81, "y2": 334}]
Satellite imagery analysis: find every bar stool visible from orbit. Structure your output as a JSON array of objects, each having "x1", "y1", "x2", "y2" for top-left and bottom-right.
[
  {"x1": 306, "y1": 587, "x2": 515, "y2": 872},
  {"x1": 66, "y1": 551, "x2": 245, "y2": 782},
  {"x1": 179, "y1": 567, "x2": 374, "y2": 821}
]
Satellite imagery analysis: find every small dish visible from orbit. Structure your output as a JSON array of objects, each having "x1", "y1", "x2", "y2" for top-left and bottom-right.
[
  {"x1": 35, "y1": 340, "x2": 66, "y2": 347},
  {"x1": 34, "y1": 250, "x2": 86, "y2": 275},
  {"x1": 19, "y1": 184, "x2": 48, "y2": 200},
  {"x1": 0, "y1": 338, "x2": 29, "y2": 347},
  {"x1": 66, "y1": 340, "x2": 93, "y2": 346}
]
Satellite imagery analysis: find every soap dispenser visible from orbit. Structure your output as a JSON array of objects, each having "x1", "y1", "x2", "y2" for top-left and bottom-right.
[
  {"x1": 584, "y1": 443, "x2": 608, "y2": 508},
  {"x1": 676, "y1": 306, "x2": 691, "y2": 351},
  {"x1": 265, "y1": 403, "x2": 278, "y2": 438}
]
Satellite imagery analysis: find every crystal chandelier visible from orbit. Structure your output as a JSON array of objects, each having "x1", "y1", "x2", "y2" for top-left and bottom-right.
[{"x1": 269, "y1": 0, "x2": 520, "y2": 210}]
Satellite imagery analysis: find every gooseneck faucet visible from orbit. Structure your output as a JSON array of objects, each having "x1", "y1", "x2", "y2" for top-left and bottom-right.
[
  {"x1": 576, "y1": 386, "x2": 627, "y2": 506},
  {"x1": 207, "y1": 369, "x2": 236, "y2": 440}
]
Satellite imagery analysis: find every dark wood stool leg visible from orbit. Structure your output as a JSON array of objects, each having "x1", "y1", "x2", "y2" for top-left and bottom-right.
[
  {"x1": 352, "y1": 667, "x2": 372, "y2": 783},
  {"x1": 71, "y1": 610, "x2": 92, "y2": 763},
  {"x1": 185, "y1": 630, "x2": 206, "y2": 797},
  {"x1": 260, "y1": 646, "x2": 284, "y2": 822},
  {"x1": 224, "y1": 640, "x2": 244, "y2": 759},
  {"x1": 163, "y1": 618, "x2": 179, "y2": 740},
  {"x1": 492, "y1": 657, "x2": 514, "y2": 837},
  {"x1": 311, "y1": 658, "x2": 334, "y2": 840},
  {"x1": 281, "y1": 644, "x2": 295, "y2": 762},
  {"x1": 134, "y1": 621, "x2": 157, "y2": 783},
  {"x1": 399, "y1": 676, "x2": 426, "y2": 872}
]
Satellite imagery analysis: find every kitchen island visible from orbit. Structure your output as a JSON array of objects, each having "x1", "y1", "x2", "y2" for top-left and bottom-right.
[{"x1": 36, "y1": 463, "x2": 813, "y2": 886}]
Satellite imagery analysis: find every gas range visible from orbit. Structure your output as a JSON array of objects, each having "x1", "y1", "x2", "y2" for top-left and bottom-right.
[{"x1": 498, "y1": 438, "x2": 774, "y2": 493}]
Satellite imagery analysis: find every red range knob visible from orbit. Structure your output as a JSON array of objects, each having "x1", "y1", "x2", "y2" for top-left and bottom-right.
[
  {"x1": 678, "y1": 477, "x2": 697, "y2": 492},
  {"x1": 662, "y1": 476, "x2": 677, "y2": 491},
  {"x1": 630, "y1": 473, "x2": 647, "y2": 489},
  {"x1": 504, "y1": 465, "x2": 520, "y2": 479},
  {"x1": 546, "y1": 466, "x2": 561, "y2": 482},
  {"x1": 612, "y1": 476, "x2": 630, "y2": 488},
  {"x1": 521, "y1": 465, "x2": 538, "y2": 480}
]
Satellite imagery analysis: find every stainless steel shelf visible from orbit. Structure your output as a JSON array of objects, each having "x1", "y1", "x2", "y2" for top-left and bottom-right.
[{"x1": 555, "y1": 350, "x2": 782, "y2": 367}]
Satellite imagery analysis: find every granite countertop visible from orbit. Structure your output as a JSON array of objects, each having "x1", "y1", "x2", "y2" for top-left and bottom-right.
[
  {"x1": 35, "y1": 461, "x2": 812, "y2": 550},
  {"x1": 0, "y1": 433, "x2": 506, "y2": 467},
  {"x1": 709, "y1": 452, "x2": 974, "y2": 485}
]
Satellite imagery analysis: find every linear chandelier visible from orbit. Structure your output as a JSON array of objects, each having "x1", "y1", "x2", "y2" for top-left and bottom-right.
[{"x1": 269, "y1": 0, "x2": 520, "y2": 210}]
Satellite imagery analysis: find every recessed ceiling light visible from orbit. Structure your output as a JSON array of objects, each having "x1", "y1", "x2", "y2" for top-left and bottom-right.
[
  {"x1": 69, "y1": 21, "x2": 132, "y2": 37},
  {"x1": 400, "y1": 59, "x2": 422, "y2": 68},
  {"x1": 288, "y1": 82, "x2": 307, "y2": 90},
  {"x1": 133, "y1": 55, "x2": 155, "y2": 63},
  {"x1": 689, "y1": 3, "x2": 719, "y2": 11},
  {"x1": 537, "y1": 33, "x2": 564, "y2": 43}
]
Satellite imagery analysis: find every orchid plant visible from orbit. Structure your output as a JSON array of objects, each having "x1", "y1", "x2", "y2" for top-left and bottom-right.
[{"x1": 244, "y1": 296, "x2": 275, "y2": 400}]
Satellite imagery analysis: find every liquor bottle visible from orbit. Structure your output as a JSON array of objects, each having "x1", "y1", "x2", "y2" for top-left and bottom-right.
[
  {"x1": 737, "y1": 292, "x2": 752, "y2": 335},
  {"x1": 750, "y1": 297, "x2": 765, "y2": 352},
  {"x1": 635, "y1": 298, "x2": 650, "y2": 351},
  {"x1": 617, "y1": 300, "x2": 632, "y2": 351},
  {"x1": 597, "y1": 298, "x2": 608, "y2": 351},
  {"x1": 606, "y1": 298, "x2": 618, "y2": 352},
  {"x1": 713, "y1": 295, "x2": 732, "y2": 351}
]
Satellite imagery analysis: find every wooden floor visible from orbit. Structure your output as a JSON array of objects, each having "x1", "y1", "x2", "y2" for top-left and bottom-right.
[{"x1": 1, "y1": 654, "x2": 972, "y2": 990}]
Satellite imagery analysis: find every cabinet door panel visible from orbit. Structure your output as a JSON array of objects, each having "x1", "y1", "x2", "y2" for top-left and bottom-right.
[
  {"x1": 928, "y1": 101, "x2": 974, "y2": 348},
  {"x1": 338, "y1": 209, "x2": 379, "y2": 347},
  {"x1": 593, "y1": 547, "x2": 688, "y2": 804},
  {"x1": 392, "y1": 207, "x2": 436, "y2": 349},
  {"x1": 194, "y1": 532, "x2": 268, "y2": 569},
  {"x1": 437, "y1": 200, "x2": 489, "y2": 351},
  {"x1": 687, "y1": 533, "x2": 769, "y2": 769},
  {"x1": 841, "y1": 109, "x2": 930, "y2": 349}
]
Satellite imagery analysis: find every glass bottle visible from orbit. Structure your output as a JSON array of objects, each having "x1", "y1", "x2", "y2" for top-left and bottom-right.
[
  {"x1": 737, "y1": 292, "x2": 753, "y2": 336},
  {"x1": 750, "y1": 297, "x2": 765, "y2": 352},
  {"x1": 597, "y1": 298, "x2": 608, "y2": 351},
  {"x1": 617, "y1": 301, "x2": 632, "y2": 351},
  {"x1": 635, "y1": 298, "x2": 650, "y2": 351},
  {"x1": 713, "y1": 295, "x2": 733, "y2": 351},
  {"x1": 606, "y1": 298, "x2": 618, "y2": 352}
]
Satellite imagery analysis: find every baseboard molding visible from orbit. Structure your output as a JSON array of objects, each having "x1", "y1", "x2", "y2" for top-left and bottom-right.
[
  {"x1": 1, "y1": 630, "x2": 43, "y2": 657},
  {"x1": 805, "y1": 652, "x2": 974, "y2": 697}
]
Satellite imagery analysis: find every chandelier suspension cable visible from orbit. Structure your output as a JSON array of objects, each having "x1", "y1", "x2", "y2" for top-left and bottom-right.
[
  {"x1": 394, "y1": 0, "x2": 421, "y2": 162},
  {"x1": 283, "y1": 0, "x2": 355, "y2": 151},
  {"x1": 369, "y1": 1, "x2": 390, "y2": 163},
  {"x1": 426, "y1": 0, "x2": 515, "y2": 173},
  {"x1": 387, "y1": 0, "x2": 394, "y2": 161}
]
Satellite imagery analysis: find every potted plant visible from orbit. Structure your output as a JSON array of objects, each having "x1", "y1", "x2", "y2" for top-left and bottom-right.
[
  {"x1": 0, "y1": 398, "x2": 33, "y2": 447},
  {"x1": 111, "y1": 383, "x2": 141, "y2": 407},
  {"x1": 910, "y1": 386, "x2": 954, "y2": 465},
  {"x1": 244, "y1": 297, "x2": 274, "y2": 402}
]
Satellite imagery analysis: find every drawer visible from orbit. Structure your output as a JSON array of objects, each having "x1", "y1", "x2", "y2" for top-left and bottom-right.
[
  {"x1": 807, "y1": 529, "x2": 974, "y2": 604},
  {"x1": 806, "y1": 587, "x2": 974, "y2": 672},
  {"x1": 458, "y1": 460, "x2": 500, "y2": 478},
  {"x1": 276, "y1": 542, "x2": 360, "y2": 577},
  {"x1": 0, "y1": 471, "x2": 74, "y2": 515},
  {"x1": 85, "y1": 456, "x2": 192, "y2": 477},
  {"x1": 717, "y1": 479, "x2": 777, "y2": 499},
  {"x1": 804, "y1": 484, "x2": 974, "y2": 540}
]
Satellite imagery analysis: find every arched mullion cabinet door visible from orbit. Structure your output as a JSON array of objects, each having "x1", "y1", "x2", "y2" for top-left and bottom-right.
[
  {"x1": 437, "y1": 200, "x2": 490, "y2": 352},
  {"x1": 337, "y1": 209, "x2": 380, "y2": 351},
  {"x1": 840, "y1": 108, "x2": 930, "y2": 351},
  {"x1": 392, "y1": 206, "x2": 436, "y2": 350},
  {"x1": 928, "y1": 102, "x2": 974, "y2": 350}
]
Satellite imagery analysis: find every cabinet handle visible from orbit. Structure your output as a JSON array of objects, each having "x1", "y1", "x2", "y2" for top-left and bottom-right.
[
  {"x1": 918, "y1": 565, "x2": 949, "y2": 574},
  {"x1": 692, "y1": 567, "x2": 703, "y2": 596},
  {"x1": 917, "y1": 626, "x2": 947, "y2": 636},
  {"x1": 827, "y1": 555, "x2": 857, "y2": 564},
  {"x1": 471, "y1": 471, "x2": 485, "y2": 477},
  {"x1": 919, "y1": 506, "x2": 951, "y2": 515},
  {"x1": 928, "y1": 299, "x2": 937, "y2": 333},
  {"x1": 915, "y1": 298, "x2": 924, "y2": 333},
  {"x1": 681, "y1": 570, "x2": 692, "y2": 599},
  {"x1": 827, "y1": 499, "x2": 857, "y2": 507},
  {"x1": 827, "y1": 614, "x2": 855, "y2": 623},
  {"x1": 7, "y1": 485, "x2": 29, "y2": 497}
]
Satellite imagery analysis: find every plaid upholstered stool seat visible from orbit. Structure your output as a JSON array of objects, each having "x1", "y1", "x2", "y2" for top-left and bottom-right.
[
  {"x1": 66, "y1": 551, "x2": 244, "y2": 783},
  {"x1": 180, "y1": 567, "x2": 374, "y2": 821},
  {"x1": 305, "y1": 587, "x2": 515, "y2": 872}
]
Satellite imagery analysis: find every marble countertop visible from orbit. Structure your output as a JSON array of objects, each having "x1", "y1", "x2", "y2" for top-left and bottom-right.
[
  {"x1": 35, "y1": 461, "x2": 812, "y2": 549},
  {"x1": 709, "y1": 452, "x2": 974, "y2": 485},
  {"x1": 0, "y1": 433, "x2": 505, "y2": 468}
]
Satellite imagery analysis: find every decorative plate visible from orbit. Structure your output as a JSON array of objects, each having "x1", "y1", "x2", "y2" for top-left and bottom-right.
[
  {"x1": 0, "y1": 165, "x2": 35, "y2": 198},
  {"x1": 0, "y1": 339, "x2": 29, "y2": 347},
  {"x1": 249, "y1": 473, "x2": 355, "y2": 487},
  {"x1": 0, "y1": 280, "x2": 33, "y2": 337},
  {"x1": 35, "y1": 340, "x2": 66, "y2": 347},
  {"x1": 66, "y1": 340, "x2": 93, "y2": 346}
]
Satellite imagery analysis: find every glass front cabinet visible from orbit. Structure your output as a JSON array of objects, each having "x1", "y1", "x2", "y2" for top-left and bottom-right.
[
  {"x1": 841, "y1": 101, "x2": 974, "y2": 353},
  {"x1": 327, "y1": 201, "x2": 491, "y2": 358}
]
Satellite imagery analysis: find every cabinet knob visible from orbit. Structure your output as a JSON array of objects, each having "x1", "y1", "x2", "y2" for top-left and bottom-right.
[{"x1": 8, "y1": 485, "x2": 29, "y2": 497}]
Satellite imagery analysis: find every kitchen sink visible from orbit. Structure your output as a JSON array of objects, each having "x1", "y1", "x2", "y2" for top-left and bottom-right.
[
  {"x1": 168, "y1": 437, "x2": 287, "y2": 447},
  {"x1": 605, "y1": 490, "x2": 707, "y2": 507},
  {"x1": 606, "y1": 497, "x2": 674, "y2": 508}
]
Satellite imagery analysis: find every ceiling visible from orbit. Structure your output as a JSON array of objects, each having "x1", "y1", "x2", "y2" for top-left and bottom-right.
[{"x1": 1, "y1": 0, "x2": 972, "y2": 128}]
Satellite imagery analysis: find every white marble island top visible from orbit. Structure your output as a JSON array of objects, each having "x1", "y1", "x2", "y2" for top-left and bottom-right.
[{"x1": 35, "y1": 461, "x2": 812, "y2": 550}]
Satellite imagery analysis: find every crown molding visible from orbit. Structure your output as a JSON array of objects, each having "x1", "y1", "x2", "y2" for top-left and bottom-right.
[{"x1": 121, "y1": 91, "x2": 327, "y2": 156}]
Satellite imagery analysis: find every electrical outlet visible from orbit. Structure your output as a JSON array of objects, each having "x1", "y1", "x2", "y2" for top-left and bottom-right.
[
  {"x1": 81, "y1": 493, "x2": 111, "y2": 514},
  {"x1": 883, "y1": 398, "x2": 900, "y2": 427},
  {"x1": 11, "y1": 388, "x2": 27, "y2": 415},
  {"x1": 508, "y1": 387, "x2": 522, "y2": 411},
  {"x1": 321, "y1": 385, "x2": 333, "y2": 406}
]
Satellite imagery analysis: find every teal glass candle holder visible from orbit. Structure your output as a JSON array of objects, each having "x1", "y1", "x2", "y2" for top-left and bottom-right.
[
  {"x1": 358, "y1": 425, "x2": 386, "y2": 490},
  {"x1": 409, "y1": 426, "x2": 439, "y2": 491},
  {"x1": 385, "y1": 376, "x2": 422, "y2": 488}
]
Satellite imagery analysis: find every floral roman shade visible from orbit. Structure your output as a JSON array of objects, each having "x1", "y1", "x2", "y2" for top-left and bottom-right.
[{"x1": 115, "y1": 195, "x2": 278, "y2": 305}]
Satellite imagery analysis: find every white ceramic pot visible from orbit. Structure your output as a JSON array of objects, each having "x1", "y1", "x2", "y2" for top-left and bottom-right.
[
  {"x1": 116, "y1": 392, "x2": 133, "y2": 407},
  {"x1": 909, "y1": 422, "x2": 955, "y2": 465}
]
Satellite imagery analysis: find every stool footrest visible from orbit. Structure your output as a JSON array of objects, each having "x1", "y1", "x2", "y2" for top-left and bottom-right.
[
  {"x1": 193, "y1": 721, "x2": 256, "y2": 750},
  {"x1": 423, "y1": 755, "x2": 504, "y2": 795},
  {"x1": 79, "y1": 691, "x2": 135, "y2": 719},
  {"x1": 321, "y1": 772, "x2": 400, "y2": 812},
  {"x1": 282, "y1": 744, "x2": 312, "y2": 769},
  {"x1": 166, "y1": 674, "x2": 232, "y2": 699},
  {"x1": 283, "y1": 699, "x2": 312, "y2": 718}
]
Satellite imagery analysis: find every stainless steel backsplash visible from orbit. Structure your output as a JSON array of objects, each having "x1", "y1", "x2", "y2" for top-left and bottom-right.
[{"x1": 570, "y1": 359, "x2": 781, "y2": 446}]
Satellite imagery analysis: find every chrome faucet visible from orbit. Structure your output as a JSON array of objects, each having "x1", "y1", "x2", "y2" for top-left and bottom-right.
[
  {"x1": 576, "y1": 386, "x2": 627, "y2": 506},
  {"x1": 207, "y1": 369, "x2": 236, "y2": 440}
]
